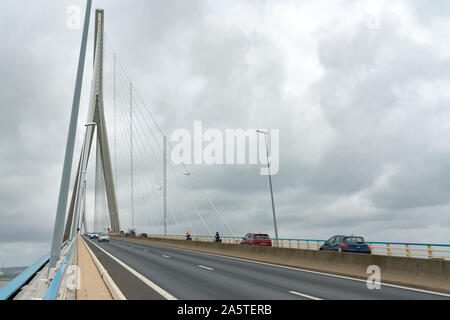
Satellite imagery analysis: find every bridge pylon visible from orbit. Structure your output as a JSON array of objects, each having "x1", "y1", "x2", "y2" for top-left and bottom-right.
[{"x1": 64, "y1": 9, "x2": 121, "y2": 239}]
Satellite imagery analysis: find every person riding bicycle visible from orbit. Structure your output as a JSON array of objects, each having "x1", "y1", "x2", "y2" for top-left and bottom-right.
[
  {"x1": 215, "y1": 232, "x2": 221, "y2": 243},
  {"x1": 186, "y1": 231, "x2": 192, "y2": 240}
]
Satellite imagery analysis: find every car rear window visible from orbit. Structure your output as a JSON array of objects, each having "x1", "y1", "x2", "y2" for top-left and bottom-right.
[
  {"x1": 344, "y1": 237, "x2": 365, "y2": 244},
  {"x1": 254, "y1": 234, "x2": 270, "y2": 239}
]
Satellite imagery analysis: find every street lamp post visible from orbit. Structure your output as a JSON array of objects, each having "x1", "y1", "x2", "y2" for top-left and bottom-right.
[
  {"x1": 257, "y1": 130, "x2": 279, "y2": 243},
  {"x1": 163, "y1": 135, "x2": 167, "y2": 236}
]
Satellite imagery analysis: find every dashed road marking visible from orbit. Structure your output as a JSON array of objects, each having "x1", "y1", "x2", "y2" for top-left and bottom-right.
[
  {"x1": 198, "y1": 265, "x2": 214, "y2": 271},
  {"x1": 289, "y1": 291, "x2": 322, "y2": 300}
]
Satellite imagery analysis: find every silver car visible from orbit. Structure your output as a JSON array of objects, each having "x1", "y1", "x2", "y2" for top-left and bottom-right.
[
  {"x1": 98, "y1": 233, "x2": 110, "y2": 242},
  {"x1": 89, "y1": 233, "x2": 99, "y2": 240}
]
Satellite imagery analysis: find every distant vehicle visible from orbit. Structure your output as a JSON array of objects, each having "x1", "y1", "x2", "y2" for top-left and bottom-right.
[
  {"x1": 320, "y1": 235, "x2": 371, "y2": 254},
  {"x1": 89, "y1": 233, "x2": 99, "y2": 240},
  {"x1": 98, "y1": 233, "x2": 110, "y2": 243},
  {"x1": 139, "y1": 233, "x2": 148, "y2": 238},
  {"x1": 120, "y1": 231, "x2": 124, "y2": 236},
  {"x1": 241, "y1": 233, "x2": 272, "y2": 247},
  {"x1": 127, "y1": 230, "x2": 136, "y2": 237}
]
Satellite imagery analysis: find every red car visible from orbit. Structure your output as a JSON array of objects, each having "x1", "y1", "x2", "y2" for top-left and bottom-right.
[{"x1": 241, "y1": 233, "x2": 272, "y2": 246}]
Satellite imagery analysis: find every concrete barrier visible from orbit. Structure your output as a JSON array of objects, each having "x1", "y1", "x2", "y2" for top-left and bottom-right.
[{"x1": 111, "y1": 235, "x2": 450, "y2": 293}]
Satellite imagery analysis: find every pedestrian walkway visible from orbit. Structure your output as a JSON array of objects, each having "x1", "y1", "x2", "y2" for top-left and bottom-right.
[{"x1": 76, "y1": 235, "x2": 112, "y2": 300}]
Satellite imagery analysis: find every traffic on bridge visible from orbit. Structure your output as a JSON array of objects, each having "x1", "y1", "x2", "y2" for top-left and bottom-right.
[{"x1": 0, "y1": 0, "x2": 449, "y2": 317}]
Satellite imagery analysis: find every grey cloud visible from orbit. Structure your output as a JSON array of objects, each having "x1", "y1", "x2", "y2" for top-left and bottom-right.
[
  {"x1": 2, "y1": 0, "x2": 450, "y2": 267},
  {"x1": 408, "y1": 0, "x2": 450, "y2": 23}
]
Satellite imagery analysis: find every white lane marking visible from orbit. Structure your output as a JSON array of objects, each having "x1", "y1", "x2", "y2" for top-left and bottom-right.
[
  {"x1": 198, "y1": 265, "x2": 214, "y2": 271},
  {"x1": 86, "y1": 238, "x2": 177, "y2": 300},
  {"x1": 120, "y1": 239, "x2": 450, "y2": 298},
  {"x1": 289, "y1": 291, "x2": 322, "y2": 300},
  {"x1": 144, "y1": 249, "x2": 148, "y2": 253},
  {"x1": 162, "y1": 255, "x2": 170, "y2": 258}
]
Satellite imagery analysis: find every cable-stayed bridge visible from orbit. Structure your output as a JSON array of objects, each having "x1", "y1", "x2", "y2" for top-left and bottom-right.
[{"x1": 0, "y1": 4, "x2": 449, "y2": 301}]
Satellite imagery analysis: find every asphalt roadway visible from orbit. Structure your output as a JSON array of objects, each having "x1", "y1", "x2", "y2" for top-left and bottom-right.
[{"x1": 83, "y1": 236, "x2": 450, "y2": 300}]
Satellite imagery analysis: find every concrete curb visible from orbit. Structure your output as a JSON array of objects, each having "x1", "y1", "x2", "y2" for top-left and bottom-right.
[
  {"x1": 112, "y1": 236, "x2": 450, "y2": 294},
  {"x1": 80, "y1": 236, "x2": 126, "y2": 300}
]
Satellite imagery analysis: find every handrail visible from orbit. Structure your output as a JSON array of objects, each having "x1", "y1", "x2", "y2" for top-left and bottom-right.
[
  {"x1": 0, "y1": 240, "x2": 69, "y2": 301},
  {"x1": 43, "y1": 238, "x2": 77, "y2": 300},
  {"x1": 367, "y1": 241, "x2": 450, "y2": 247},
  {"x1": 142, "y1": 234, "x2": 450, "y2": 260},
  {"x1": 147, "y1": 234, "x2": 450, "y2": 247},
  {"x1": 0, "y1": 254, "x2": 50, "y2": 300}
]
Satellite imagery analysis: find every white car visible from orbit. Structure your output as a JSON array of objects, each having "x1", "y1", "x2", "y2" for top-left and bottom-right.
[
  {"x1": 89, "y1": 233, "x2": 99, "y2": 240},
  {"x1": 98, "y1": 233, "x2": 110, "y2": 242}
]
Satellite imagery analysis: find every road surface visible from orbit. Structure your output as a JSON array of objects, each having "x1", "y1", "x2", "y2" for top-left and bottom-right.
[{"x1": 83, "y1": 236, "x2": 449, "y2": 300}]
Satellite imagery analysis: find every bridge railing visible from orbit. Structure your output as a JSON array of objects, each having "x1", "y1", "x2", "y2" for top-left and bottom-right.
[
  {"x1": 0, "y1": 240, "x2": 71, "y2": 300},
  {"x1": 0, "y1": 254, "x2": 50, "y2": 300},
  {"x1": 140, "y1": 234, "x2": 450, "y2": 260}
]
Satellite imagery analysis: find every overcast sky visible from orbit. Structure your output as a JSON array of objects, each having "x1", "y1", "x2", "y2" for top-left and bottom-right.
[{"x1": 1, "y1": 0, "x2": 450, "y2": 267}]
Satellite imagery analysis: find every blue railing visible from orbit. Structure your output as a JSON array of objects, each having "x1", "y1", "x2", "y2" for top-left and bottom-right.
[
  {"x1": 43, "y1": 238, "x2": 77, "y2": 300},
  {"x1": 0, "y1": 254, "x2": 50, "y2": 300},
  {"x1": 0, "y1": 240, "x2": 70, "y2": 301},
  {"x1": 141, "y1": 234, "x2": 450, "y2": 259}
]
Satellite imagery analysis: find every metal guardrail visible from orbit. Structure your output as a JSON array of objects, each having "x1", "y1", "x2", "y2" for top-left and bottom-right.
[
  {"x1": 0, "y1": 240, "x2": 70, "y2": 301},
  {"x1": 143, "y1": 234, "x2": 450, "y2": 260},
  {"x1": 43, "y1": 238, "x2": 77, "y2": 300},
  {"x1": 0, "y1": 254, "x2": 50, "y2": 300}
]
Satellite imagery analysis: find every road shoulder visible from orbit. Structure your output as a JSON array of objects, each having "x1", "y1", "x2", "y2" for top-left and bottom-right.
[{"x1": 76, "y1": 235, "x2": 112, "y2": 300}]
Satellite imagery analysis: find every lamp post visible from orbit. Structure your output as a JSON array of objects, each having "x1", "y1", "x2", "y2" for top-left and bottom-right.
[{"x1": 257, "y1": 130, "x2": 279, "y2": 243}]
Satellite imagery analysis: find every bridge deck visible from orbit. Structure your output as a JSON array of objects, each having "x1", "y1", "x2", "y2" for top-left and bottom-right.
[{"x1": 81, "y1": 236, "x2": 449, "y2": 300}]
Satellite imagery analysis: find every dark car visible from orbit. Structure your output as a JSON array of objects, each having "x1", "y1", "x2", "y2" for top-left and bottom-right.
[
  {"x1": 241, "y1": 233, "x2": 272, "y2": 247},
  {"x1": 139, "y1": 233, "x2": 148, "y2": 238},
  {"x1": 320, "y1": 235, "x2": 371, "y2": 254}
]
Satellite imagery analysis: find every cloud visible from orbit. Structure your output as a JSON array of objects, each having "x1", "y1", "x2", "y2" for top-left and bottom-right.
[{"x1": 1, "y1": 0, "x2": 450, "y2": 267}]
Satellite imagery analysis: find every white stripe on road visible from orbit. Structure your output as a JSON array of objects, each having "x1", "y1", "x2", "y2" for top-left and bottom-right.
[
  {"x1": 198, "y1": 265, "x2": 214, "y2": 271},
  {"x1": 289, "y1": 291, "x2": 322, "y2": 300},
  {"x1": 162, "y1": 255, "x2": 170, "y2": 258},
  {"x1": 86, "y1": 238, "x2": 177, "y2": 300}
]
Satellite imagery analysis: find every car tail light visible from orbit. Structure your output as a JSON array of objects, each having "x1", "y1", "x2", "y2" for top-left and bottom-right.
[
  {"x1": 367, "y1": 245, "x2": 371, "y2": 250},
  {"x1": 341, "y1": 243, "x2": 349, "y2": 249}
]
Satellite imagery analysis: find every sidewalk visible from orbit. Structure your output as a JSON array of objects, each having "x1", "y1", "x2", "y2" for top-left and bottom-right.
[{"x1": 76, "y1": 235, "x2": 112, "y2": 300}]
